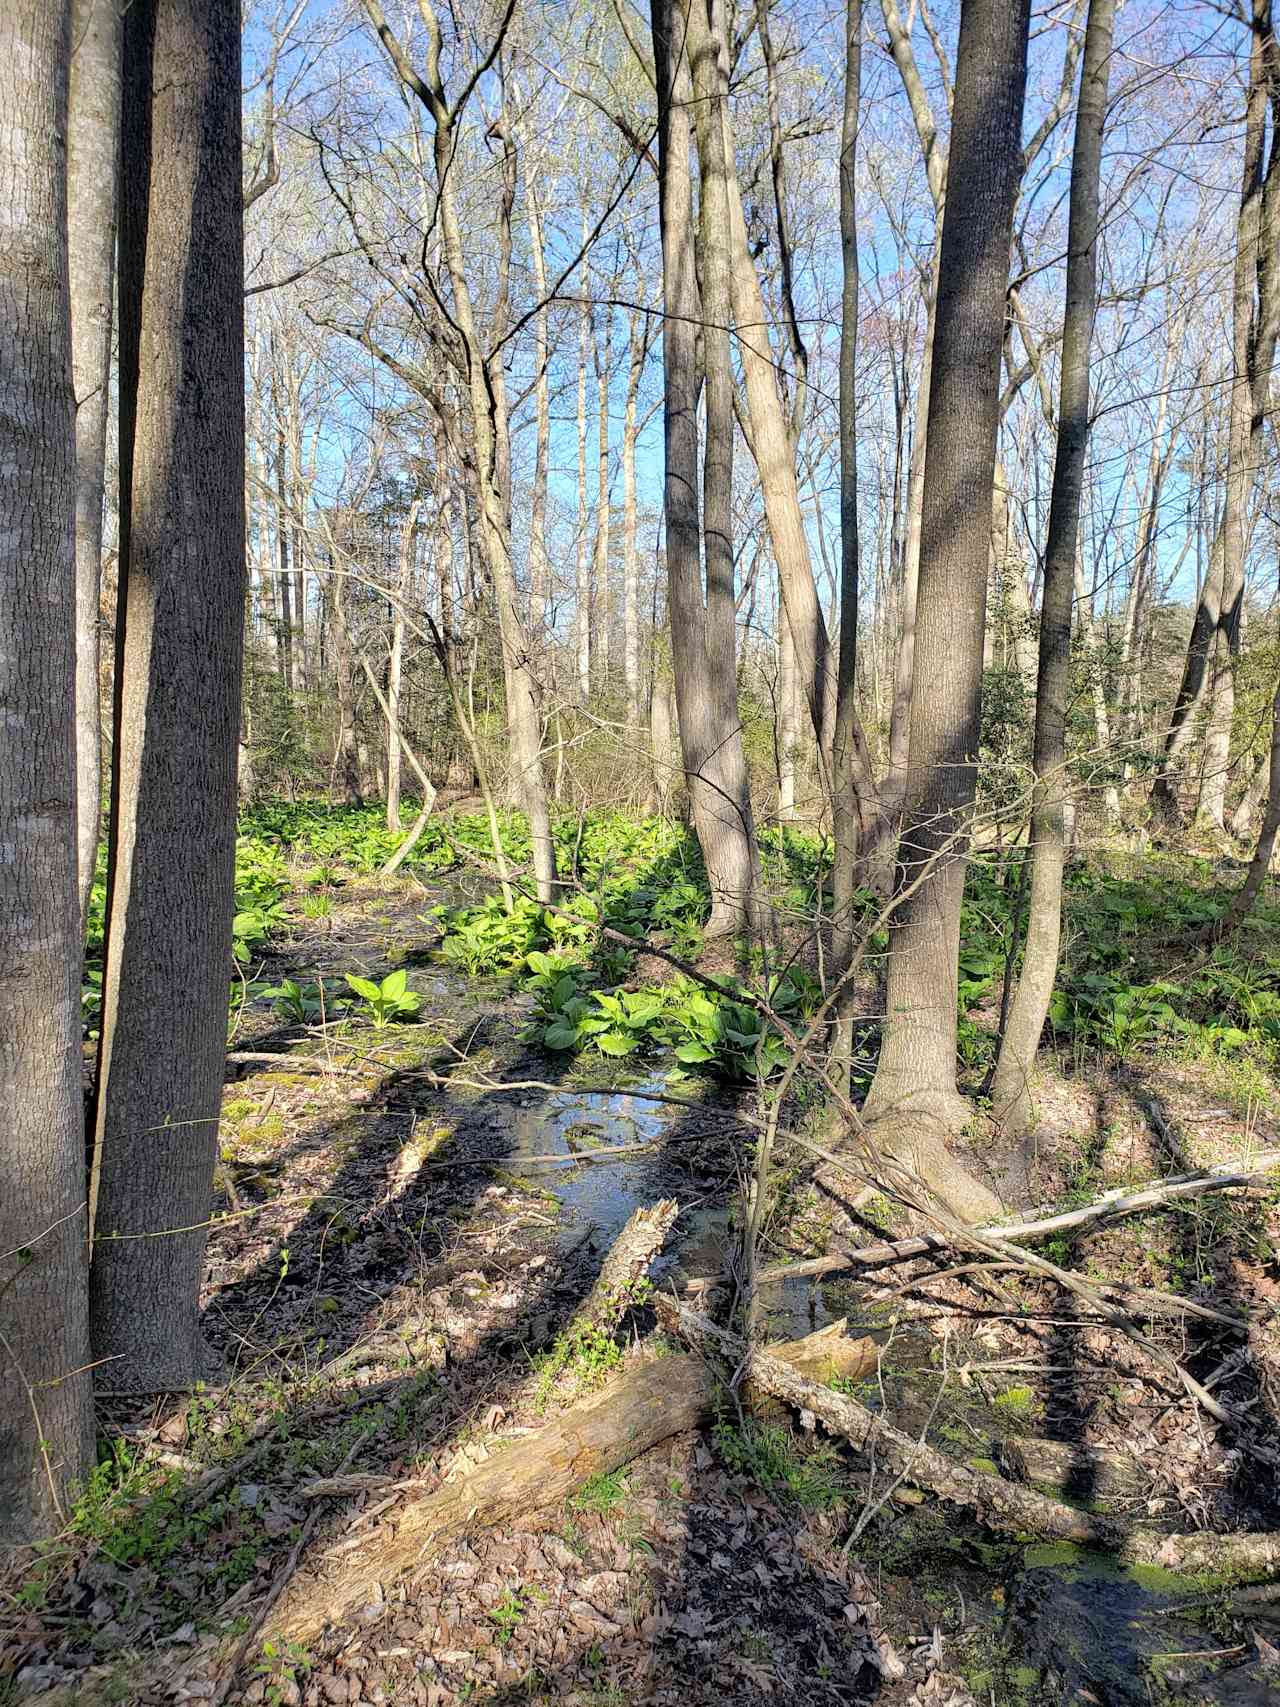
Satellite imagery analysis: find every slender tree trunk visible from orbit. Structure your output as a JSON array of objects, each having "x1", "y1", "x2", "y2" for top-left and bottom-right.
[
  {"x1": 831, "y1": 0, "x2": 864, "y2": 995},
  {"x1": 329, "y1": 557, "x2": 363, "y2": 806},
  {"x1": 778, "y1": 610, "x2": 799, "y2": 820},
  {"x1": 1072, "y1": 546, "x2": 1122, "y2": 826},
  {"x1": 594, "y1": 305, "x2": 613, "y2": 689},
  {"x1": 622, "y1": 310, "x2": 644, "y2": 724},
  {"x1": 90, "y1": 0, "x2": 246, "y2": 1392},
  {"x1": 526, "y1": 166, "x2": 551, "y2": 649},
  {"x1": 0, "y1": 0, "x2": 95, "y2": 1546},
  {"x1": 68, "y1": 0, "x2": 122, "y2": 922},
  {"x1": 1213, "y1": 673, "x2": 1280, "y2": 938},
  {"x1": 653, "y1": 0, "x2": 758, "y2": 934},
  {"x1": 1153, "y1": 3, "x2": 1280, "y2": 828},
  {"x1": 991, "y1": 0, "x2": 1114, "y2": 1137},
  {"x1": 861, "y1": 0, "x2": 1030, "y2": 1219},
  {"x1": 386, "y1": 500, "x2": 419, "y2": 831},
  {"x1": 576, "y1": 249, "x2": 591, "y2": 702}
]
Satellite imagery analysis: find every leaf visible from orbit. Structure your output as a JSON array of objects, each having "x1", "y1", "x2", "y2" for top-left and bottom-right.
[
  {"x1": 543, "y1": 1023, "x2": 579, "y2": 1050},
  {"x1": 381, "y1": 969, "x2": 408, "y2": 999},
  {"x1": 675, "y1": 1042, "x2": 714, "y2": 1063},
  {"x1": 526, "y1": 951, "x2": 554, "y2": 975},
  {"x1": 345, "y1": 974, "x2": 380, "y2": 1001},
  {"x1": 596, "y1": 1030, "x2": 637, "y2": 1056}
]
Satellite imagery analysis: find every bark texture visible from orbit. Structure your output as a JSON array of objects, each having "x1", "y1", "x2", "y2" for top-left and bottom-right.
[
  {"x1": 651, "y1": 0, "x2": 758, "y2": 933},
  {"x1": 68, "y1": 0, "x2": 122, "y2": 919},
  {"x1": 861, "y1": 0, "x2": 1031, "y2": 1217},
  {"x1": 990, "y1": 0, "x2": 1114, "y2": 1136},
  {"x1": 0, "y1": 0, "x2": 96, "y2": 1544},
  {"x1": 90, "y1": 0, "x2": 247, "y2": 1392}
]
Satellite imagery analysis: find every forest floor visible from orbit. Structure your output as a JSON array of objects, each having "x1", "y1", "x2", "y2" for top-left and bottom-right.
[{"x1": 5, "y1": 817, "x2": 1280, "y2": 1706}]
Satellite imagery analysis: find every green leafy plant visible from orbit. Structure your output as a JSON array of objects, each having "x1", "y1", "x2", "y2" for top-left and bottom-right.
[
  {"x1": 344, "y1": 968, "x2": 422, "y2": 1028},
  {"x1": 260, "y1": 977, "x2": 347, "y2": 1025}
]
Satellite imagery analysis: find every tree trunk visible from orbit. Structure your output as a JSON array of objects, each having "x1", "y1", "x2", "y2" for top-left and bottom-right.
[
  {"x1": 658, "y1": 0, "x2": 759, "y2": 934},
  {"x1": 593, "y1": 304, "x2": 612, "y2": 689},
  {"x1": 990, "y1": 0, "x2": 1114, "y2": 1137},
  {"x1": 831, "y1": 0, "x2": 865, "y2": 1030},
  {"x1": 329, "y1": 558, "x2": 363, "y2": 807},
  {"x1": 576, "y1": 250, "x2": 591, "y2": 703},
  {"x1": 1212, "y1": 672, "x2": 1280, "y2": 937},
  {"x1": 861, "y1": 0, "x2": 1030, "y2": 1215},
  {"x1": 525, "y1": 160, "x2": 551, "y2": 650},
  {"x1": 622, "y1": 310, "x2": 645, "y2": 724},
  {"x1": 68, "y1": 0, "x2": 122, "y2": 922},
  {"x1": 1153, "y1": 4, "x2": 1280, "y2": 828},
  {"x1": 0, "y1": 0, "x2": 95, "y2": 1545},
  {"x1": 386, "y1": 500, "x2": 419, "y2": 831},
  {"x1": 89, "y1": 0, "x2": 246, "y2": 1393}
]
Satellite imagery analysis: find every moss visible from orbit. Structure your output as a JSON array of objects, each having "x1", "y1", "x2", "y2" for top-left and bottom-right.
[
  {"x1": 992, "y1": 1383, "x2": 1042, "y2": 1427},
  {"x1": 968, "y1": 1455, "x2": 1000, "y2": 1475}
]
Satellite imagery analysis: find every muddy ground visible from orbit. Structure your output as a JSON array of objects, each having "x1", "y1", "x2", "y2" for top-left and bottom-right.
[{"x1": 4, "y1": 866, "x2": 1280, "y2": 1706}]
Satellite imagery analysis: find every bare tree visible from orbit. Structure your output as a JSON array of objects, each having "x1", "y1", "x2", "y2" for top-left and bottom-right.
[
  {"x1": 359, "y1": 0, "x2": 558, "y2": 901},
  {"x1": 0, "y1": 0, "x2": 95, "y2": 1544}
]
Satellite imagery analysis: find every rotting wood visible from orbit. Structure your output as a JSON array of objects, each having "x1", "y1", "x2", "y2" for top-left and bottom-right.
[
  {"x1": 999, "y1": 1435, "x2": 1145, "y2": 1503},
  {"x1": 759, "y1": 1148, "x2": 1280, "y2": 1284},
  {"x1": 657, "y1": 1296, "x2": 1280, "y2": 1578},
  {"x1": 273, "y1": 1317, "x2": 878, "y2": 1643}
]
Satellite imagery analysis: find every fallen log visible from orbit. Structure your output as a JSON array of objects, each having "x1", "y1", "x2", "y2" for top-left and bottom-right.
[
  {"x1": 273, "y1": 1316, "x2": 878, "y2": 1643},
  {"x1": 656, "y1": 1296, "x2": 1280, "y2": 1580},
  {"x1": 760, "y1": 1147, "x2": 1280, "y2": 1285},
  {"x1": 999, "y1": 1435, "x2": 1146, "y2": 1504}
]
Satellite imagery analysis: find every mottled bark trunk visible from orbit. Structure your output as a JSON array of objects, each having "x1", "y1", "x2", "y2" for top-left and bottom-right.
[
  {"x1": 862, "y1": 0, "x2": 1030, "y2": 1216},
  {"x1": 991, "y1": 0, "x2": 1114, "y2": 1137},
  {"x1": 0, "y1": 0, "x2": 95, "y2": 1545},
  {"x1": 68, "y1": 0, "x2": 122, "y2": 922},
  {"x1": 90, "y1": 0, "x2": 246, "y2": 1392}
]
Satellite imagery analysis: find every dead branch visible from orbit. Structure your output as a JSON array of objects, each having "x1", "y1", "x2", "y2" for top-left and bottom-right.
[
  {"x1": 760, "y1": 1147, "x2": 1280, "y2": 1284},
  {"x1": 656, "y1": 1296, "x2": 1280, "y2": 1579}
]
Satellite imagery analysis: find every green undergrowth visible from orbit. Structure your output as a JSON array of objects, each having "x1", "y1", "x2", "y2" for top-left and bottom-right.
[{"x1": 87, "y1": 800, "x2": 1280, "y2": 1097}]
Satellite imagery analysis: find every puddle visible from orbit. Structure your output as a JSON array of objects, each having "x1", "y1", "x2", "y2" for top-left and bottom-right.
[{"x1": 504, "y1": 1078, "x2": 677, "y2": 1246}]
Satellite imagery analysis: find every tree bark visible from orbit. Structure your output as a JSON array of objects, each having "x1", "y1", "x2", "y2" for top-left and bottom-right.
[
  {"x1": 576, "y1": 245, "x2": 592, "y2": 703},
  {"x1": 990, "y1": 0, "x2": 1114, "y2": 1137},
  {"x1": 89, "y1": 0, "x2": 247, "y2": 1393},
  {"x1": 831, "y1": 0, "x2": 865, "y2": 1020},
  {"x1": 652, "y1": 0, "x2": 758, "y2": 933},
  {"x1": 861, "y1": 0, "x2": 1030, "y2": 1214},
  {"x1": 68, "y1": 0, "x2": 122, "y2": 922},
  {"x1": 622, "y1": 309, "x2": 645, "y2": 724},
  {"x1": 593, "y1": 303, "x2": 612, "y2": 688},
  {"x1": 0, "y1": 0, "x2": 96, "y2": 1545}
]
